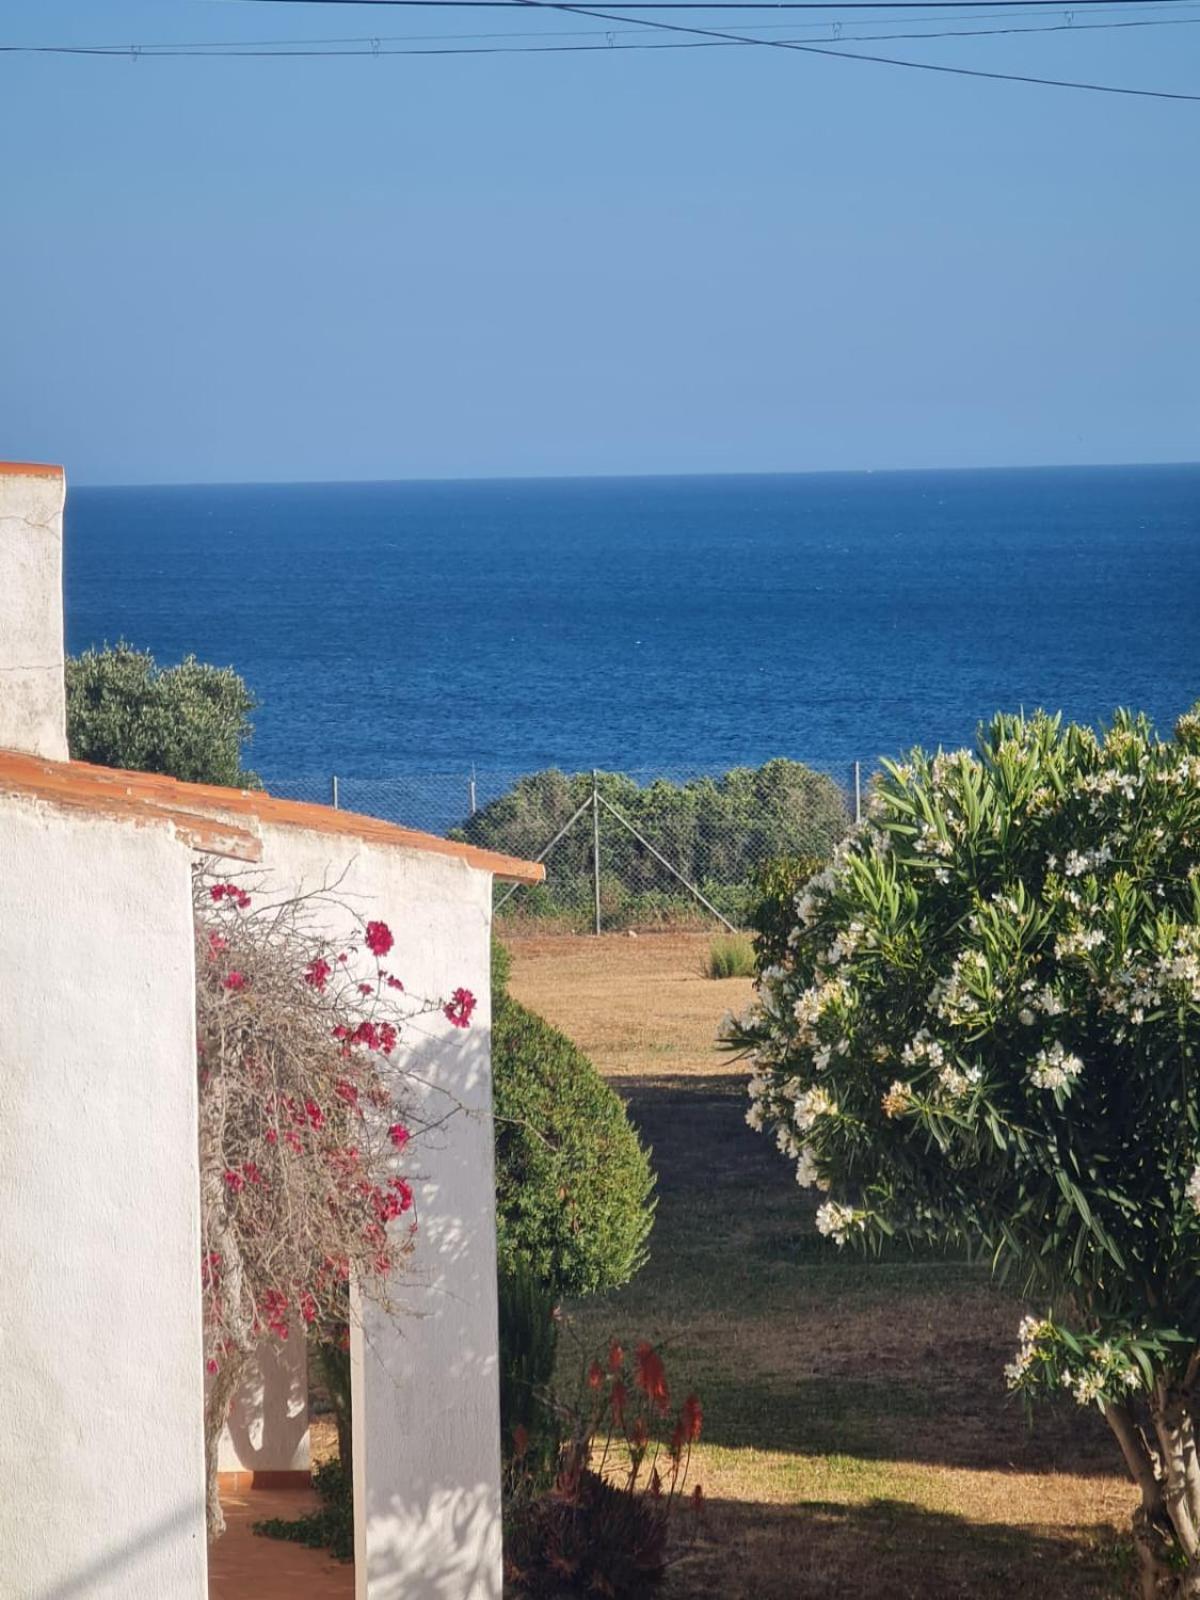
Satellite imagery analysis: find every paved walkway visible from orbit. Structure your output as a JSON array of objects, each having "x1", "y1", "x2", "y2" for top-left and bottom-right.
[{"x1": 208, "y1": 1487, "x2": 353, "y2": 1600}]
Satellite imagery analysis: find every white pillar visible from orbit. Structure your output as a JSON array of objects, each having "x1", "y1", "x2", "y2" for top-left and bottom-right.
[
  {"x1": 0, "y1": 462, "x2": 69, "y2": 761},
  {"x1": 0, "y1": 801, "x2": 208, "y2": 1598}
]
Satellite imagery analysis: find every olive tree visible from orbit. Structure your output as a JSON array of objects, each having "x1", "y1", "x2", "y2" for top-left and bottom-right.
[
  {"x1": 726, "y1": 707, "x2": 1200, "y2": 1597},
  {"x1": 67, "y1": 642, "x2": 259, "y2": 786}
]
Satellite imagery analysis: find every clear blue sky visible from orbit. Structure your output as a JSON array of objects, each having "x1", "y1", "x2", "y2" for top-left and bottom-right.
[{"x1": 2, "y1": 0, "x2": 1197, "y2": 482}]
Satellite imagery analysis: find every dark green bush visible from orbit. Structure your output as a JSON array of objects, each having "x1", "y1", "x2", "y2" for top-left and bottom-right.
[
  {"x1": 458, "y1": 761, "x2": 849, "y2": 929},
  {"x1": 749, "y1": 853, "x2": 824, "y2": 972},
  {"x1": 66, "y1": 641, "x2": 259, "y2": 787},
  {"x1": 498, "y1": 1262, "x2": 560, "y2": 1480},
  {"x1": 492, "y1": 984, "x2": 655, "y2": 1300}
]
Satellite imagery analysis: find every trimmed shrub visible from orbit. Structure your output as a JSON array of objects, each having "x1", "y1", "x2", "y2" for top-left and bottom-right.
[{"x1": 492, "y1": 974, "x2": 655, "y2": 1299}]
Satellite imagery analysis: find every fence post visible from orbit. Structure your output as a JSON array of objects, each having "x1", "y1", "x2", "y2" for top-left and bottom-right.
[
  {"x1": 853, "y1": 761, "x2": 861, "y2": 825},
  {"x1": 592, "y1": 770, "x2": 602, "y2": 937},
  {"x1": 469, "y1": 766, "x2": 478, "y2": 817},
  {"x1": 331, "y1": 774, "x2": 340, "y2": 810}
]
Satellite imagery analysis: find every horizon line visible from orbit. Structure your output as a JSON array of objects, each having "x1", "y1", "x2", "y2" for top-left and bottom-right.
[{"x1": 67, "y1": 457, "x2": 1200, "y2": 492}]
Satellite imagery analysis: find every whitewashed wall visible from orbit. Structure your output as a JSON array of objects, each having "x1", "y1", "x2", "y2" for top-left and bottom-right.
[
  {"x1": 0, "y1": 465, "x2": 68, "y2": 761},
  {"x1": 251, "y1": 822, "x2": 503, "y2": 1600},
  {"x1": 216, "y1": 1334, "x2": 311, "y2": 1481},
  {"x1": 0, "y1": 798, "x2": 208, "y2": 1599}
]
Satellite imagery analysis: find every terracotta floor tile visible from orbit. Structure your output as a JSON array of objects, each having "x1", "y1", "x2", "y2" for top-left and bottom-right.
[{"x1": 208, "y1": 1488, "x2": 353, "y2": 1600}]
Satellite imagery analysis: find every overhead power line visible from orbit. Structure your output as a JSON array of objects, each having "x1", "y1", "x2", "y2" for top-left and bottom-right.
[
  {"x1": 510, "y1": 0, "x2": 1200, "y2": 95},
  {"x1": 231, "y1": 0, "x2": 1200, "y2": 9},
  {"x1": 6, "y1": 8, "x2": 1200, "y2": 55},
  {"x1": 225, "y1": 0, "x2": 1200, "y2": 95}
]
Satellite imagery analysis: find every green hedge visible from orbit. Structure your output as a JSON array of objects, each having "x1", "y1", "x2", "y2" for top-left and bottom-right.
[{"x1": 492, "y1": 968, "x2": 655, "y2": 1299}]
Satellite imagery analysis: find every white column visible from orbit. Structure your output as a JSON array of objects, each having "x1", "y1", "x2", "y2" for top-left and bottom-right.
[
  {"x1": 0, "y1": 462, "x2": 69, "y2": 761},
  {"x1": 0, "y1": 800, "x2": 208, "y2": 1598}
]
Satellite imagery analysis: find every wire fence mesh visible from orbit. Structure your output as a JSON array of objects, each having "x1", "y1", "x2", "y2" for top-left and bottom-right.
[{"x1": 270, "y1": 760, "x2": 862, "y2": 932}]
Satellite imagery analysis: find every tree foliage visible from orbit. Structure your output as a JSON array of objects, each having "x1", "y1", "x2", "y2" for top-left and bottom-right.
[
  {"x1": 66, "y1": 641, "x2": 259, "y2": 787},
  {"x1": 458, "y1": 761, "x2": 849, "y2": 925},
  {"x1": 492, "y1": 959, "x2": 656, "y2": 1298},
  {"x1": 727, "y1": 707, "x2": 1200, "y2": 1596}
]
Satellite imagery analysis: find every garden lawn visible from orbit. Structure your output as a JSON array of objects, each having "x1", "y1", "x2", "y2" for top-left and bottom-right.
[{"x1": 506, "y1": 932, "x2": 1136, "y2": 1600}]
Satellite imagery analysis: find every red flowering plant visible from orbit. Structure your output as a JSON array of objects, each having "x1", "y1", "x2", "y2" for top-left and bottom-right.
[
  {"x1": 505, "y1": 1334, "x2": 705, "y2": 1597},
  {"x1": 194, "y1": 870, "x2": 475, "y2": 1539}
]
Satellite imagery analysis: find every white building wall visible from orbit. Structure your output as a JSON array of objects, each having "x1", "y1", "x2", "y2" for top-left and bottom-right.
[
  {"x1": 251, "y1": 823, "x2": 503, "y2": 1600},
  {"x1": 0, "y1": 465, "x2": 69, "y2": 762},
  {"x1": 216, "y1": 1333, "x2": 311, "y2": 1480},
  {"x1": 0, "y1": 799, "x2": 207, "y2": 1599}
]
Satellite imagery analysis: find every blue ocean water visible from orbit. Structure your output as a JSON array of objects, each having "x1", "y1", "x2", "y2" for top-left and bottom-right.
[{"x1": 64, "y1": 466, "x2": 1200, "y2": 791}]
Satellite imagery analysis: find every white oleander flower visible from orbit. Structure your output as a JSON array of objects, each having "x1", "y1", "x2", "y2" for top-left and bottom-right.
[
  {"x1": 814, "y1": 1200, "x2": 860, "y2": 1247},
  {"x1": 1030, "y1": 1041, "x2": 1084, "y2": 1092}
]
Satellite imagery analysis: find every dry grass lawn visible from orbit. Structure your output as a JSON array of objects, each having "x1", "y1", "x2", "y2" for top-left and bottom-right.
[{"x1": 506, "y1": 931, "x2": 1136, "y2": 1600}]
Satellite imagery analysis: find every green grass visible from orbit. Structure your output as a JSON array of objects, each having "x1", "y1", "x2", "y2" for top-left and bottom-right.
[{"x1": 704, "y1": 933, "x2": 757, "y2": 979}]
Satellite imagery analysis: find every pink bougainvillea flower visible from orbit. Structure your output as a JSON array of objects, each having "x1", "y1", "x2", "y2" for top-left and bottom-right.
[
  {"x1": 206, "y1": 1358, "x2": 219, "y2": 1375},
  {"x1": 299, "y1": 1292, "x2": 318, "y2": 1326},
  {"x1": 387, "y1": 1176, "x2": 414, "y2": 1213},
  {"x1": 377, "y1": 1021, "x2": 398, "y2": 1055},
  {"x1": 210, "y1": 882, "x2": 251, "y2": 909},
  {"x1": 335, "y1": 1079, "x2": 359, "y2": 1107},
  {"x1": 304, "y1": 957, "x2": 331, "y2": 991},
  {"x1": 223, "y1": 1170, "x2": 245, "y2": 1194},
  {"x1": 223, "y1": 971, "x2": 247, "y2": 992},
  {"x1": 385, "y1": 975, "x2": 404, "y2": 992},
  {"x1": 207, "y1": 932, "x2": 228, "y2": 959},
  {"x1": 358, "y1": 982, "x2": 373, "y2": 997},
  {"x1": 365, "y1": 921, "x2": 394, "y2": 958},
  {"x1": 243, "y1": 1161, "x2": 263, "y2": 1186},
  {"x1": 443, "y1": 987, "x2": 477, "y2": 1029},
  {"x1": 388, "y1": 1123, "x2": 410, "y2": 1150},
  {"x1": 305, "y1": 1099, "x2": 325, "y2": 1129}
]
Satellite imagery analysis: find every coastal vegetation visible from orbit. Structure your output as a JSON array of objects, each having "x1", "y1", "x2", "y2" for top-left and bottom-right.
[
  {"x1": 65, "y1": 641, "x2": 259, "y2": 786},
  {"x1": 458, "y1": 760, "x2": 850, "y2": 930}
]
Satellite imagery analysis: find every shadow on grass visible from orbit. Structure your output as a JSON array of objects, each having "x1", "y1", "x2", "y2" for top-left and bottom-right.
[
  {"x1": 667, "y1": 1493, "x2": 1130, "y2": 1600},
  {"x1": 574, "y1": 1071, "x2": 1118, "y2": 1477}
]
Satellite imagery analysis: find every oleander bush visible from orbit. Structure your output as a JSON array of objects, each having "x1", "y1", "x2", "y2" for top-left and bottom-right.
[{"x1": 726, "y1": 706, "x2": 1200, "y2": 1598}]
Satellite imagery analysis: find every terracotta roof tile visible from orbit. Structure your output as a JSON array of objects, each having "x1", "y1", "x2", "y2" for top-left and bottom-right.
[{"x1": 0, "y1": 749, "x2": 543, "y2": 884}]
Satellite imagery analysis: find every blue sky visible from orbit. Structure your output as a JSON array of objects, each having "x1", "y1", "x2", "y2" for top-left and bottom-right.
[{"x1": 2, "y1": 0, "x2": 1197, "y2": 482}]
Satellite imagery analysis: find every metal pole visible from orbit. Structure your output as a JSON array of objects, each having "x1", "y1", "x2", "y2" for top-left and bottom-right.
[
  {"x1": 596, "y1": 794, "x2": 738, "y2": 934},
  {"x1": 469, "y1": 765, "x2": 478, "y2": 816},
  {"x1": 331, "y1": 774, "x2": 340, "y2": 810},
  {"x1": 853, "y1": 761, "x2": 862, "y2": 825},
  {"x1": 592, "y1": 770, "x2": 602, "y2": 937}
]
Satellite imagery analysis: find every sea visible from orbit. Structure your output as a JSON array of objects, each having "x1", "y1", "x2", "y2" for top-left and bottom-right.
[{"x1": 64, "y1": 464, "x2": 1200, "y2": 816}]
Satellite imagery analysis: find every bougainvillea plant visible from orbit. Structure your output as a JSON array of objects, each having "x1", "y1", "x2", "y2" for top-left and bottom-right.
[
  {"x1": 195, "y1": 869, "x2": 475, "y2": 1538},
  {"x1": 724, "y1": 707, "x2": 1200, "y2": 1597}
]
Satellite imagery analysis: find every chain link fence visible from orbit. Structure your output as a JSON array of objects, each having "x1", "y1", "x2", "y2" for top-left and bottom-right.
[{"x1": 271, "y1": 760, "x2": 863, "y2": 932}]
